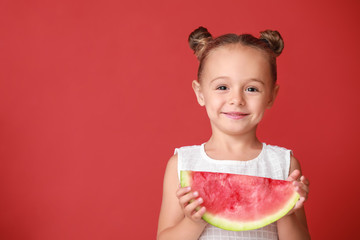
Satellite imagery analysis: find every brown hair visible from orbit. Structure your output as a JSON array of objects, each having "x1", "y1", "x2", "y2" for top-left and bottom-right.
[{"x1": 188, "y1": 26, "x2": 284, "y2": 82}]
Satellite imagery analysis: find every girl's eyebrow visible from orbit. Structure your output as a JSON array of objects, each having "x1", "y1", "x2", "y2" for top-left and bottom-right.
[
  {"x1": 210, "y1": 76, "x2": 230, "y2": 83},
  {"x1": 248, "y1": 78, "x2": 265, "y2": 85},
  {"x1": 210, "y1": 76, "x2": 265, "y2": 85}
]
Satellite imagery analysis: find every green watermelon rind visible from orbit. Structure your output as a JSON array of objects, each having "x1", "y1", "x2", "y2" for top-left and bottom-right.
[{"x1": 180, "y1": 170, "x2": 300, "y2": 231}]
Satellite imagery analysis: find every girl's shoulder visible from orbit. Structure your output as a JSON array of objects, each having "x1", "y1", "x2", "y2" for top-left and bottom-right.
[
  {"x1": 173, "y1": 143, "x2": 203, "y2": 156},
  {"x1": 264, "y1": 142, "x2": 291, "y2": 149},
  {"x1": 264, "y1": 142, "x2": 292, "y2": 154},
  {"x1": 174, "y1": 143, "x2": 203, "y2": 150}
]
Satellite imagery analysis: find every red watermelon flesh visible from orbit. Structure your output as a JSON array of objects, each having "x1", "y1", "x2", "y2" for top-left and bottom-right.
[{"x1": 180, "y1": 171, "x2": 299, "y2": 231}]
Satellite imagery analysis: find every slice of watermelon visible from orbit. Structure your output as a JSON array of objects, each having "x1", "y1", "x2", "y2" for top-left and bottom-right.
[{"x1": 180, "y1": 170, "x2": 299, "y2": 231}]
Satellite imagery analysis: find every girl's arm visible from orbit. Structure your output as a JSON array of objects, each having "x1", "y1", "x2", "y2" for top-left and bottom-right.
[
  {"x1": 157, "y1": 154, "x2": 207, "y2": 240},
  {"x1": 277, "y1": 154, "x2": 311, "y2": 240}
]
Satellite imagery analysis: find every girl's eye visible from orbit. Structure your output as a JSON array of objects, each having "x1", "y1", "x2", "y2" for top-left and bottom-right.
[
  {"x1": 217, "y1": 86, "x2": 228, "y2": 90},
  {"x1": 246, "y1": 87, "x2": 259, "y2": 92}
]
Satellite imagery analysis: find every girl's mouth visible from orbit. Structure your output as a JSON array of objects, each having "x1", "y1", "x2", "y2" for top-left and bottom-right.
[{"x1": 222, "y1": 112, "x2": 249, "y2": 120}]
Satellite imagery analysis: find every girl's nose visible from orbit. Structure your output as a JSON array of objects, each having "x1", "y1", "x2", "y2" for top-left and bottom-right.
[{"x1": 229, "y1": 91, "x2": 245, "y2": 106}]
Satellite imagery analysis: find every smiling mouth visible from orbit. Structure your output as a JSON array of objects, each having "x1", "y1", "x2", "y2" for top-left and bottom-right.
[{"x1": 222, "y1": 112, "x2": 249, "y2": 119}]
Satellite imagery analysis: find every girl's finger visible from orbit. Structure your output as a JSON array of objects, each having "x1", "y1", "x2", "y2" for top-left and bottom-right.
[
  {"x1": 287, "y1": 169, "x2": 301, "y2": 181},
  {"x1": 300, "y1": 176, "x2": 310, "y2": 186},
  {"x1": 293, "y1": 181, "x2": 309, "y2": 194},
  {"x1": 176, "y1": 186, "x2": 191, "y2": 198},
  {"x1": 294, "y1": 185, "x2": 308, "y2": 201},
  {"x1": 192, "y1": 206, "x2": 206, "y2": 221},
  {"x1": 179, "y1": 191, "x2": 199, "y2": 207},
  {"x1": 294, "y1": 196, "x2": 305, "y2": 210},
  {"x1": 184, "y1": 197, "x2": 203, "y2": 216}
]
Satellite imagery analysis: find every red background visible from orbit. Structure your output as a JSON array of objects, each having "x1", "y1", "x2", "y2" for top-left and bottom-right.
[{"x1": 1, "y1": 0, "x2": 359, "y2": 239}]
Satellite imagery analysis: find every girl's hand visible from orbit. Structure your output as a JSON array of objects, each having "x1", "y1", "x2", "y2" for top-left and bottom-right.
[
  {"x1": 176, "y1": 186, "x2": 207, "y2": 224},
  {"x1": 286, "y1": 169, "x2": 310, "y2": 215}
]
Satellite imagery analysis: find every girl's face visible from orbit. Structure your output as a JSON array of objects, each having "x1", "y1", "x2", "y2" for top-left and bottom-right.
[{"x1": 192, "y1": 44, "x2": 279, "y2": 136}]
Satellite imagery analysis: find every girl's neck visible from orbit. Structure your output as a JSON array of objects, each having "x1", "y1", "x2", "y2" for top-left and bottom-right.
[{"x1": 204, "y1": 128, "x2": 262, "y2": 161}]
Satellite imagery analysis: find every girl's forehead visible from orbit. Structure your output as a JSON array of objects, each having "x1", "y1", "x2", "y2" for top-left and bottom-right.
[
  {"x1": 207, "y1": 44, "x2": 268, "y2": 65},
  {"x1": 201, "y1": 45, "x2": 272, "y2": 82}
]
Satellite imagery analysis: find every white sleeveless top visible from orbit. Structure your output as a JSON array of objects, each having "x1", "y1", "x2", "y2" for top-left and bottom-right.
[{"x1": 174, "y1": 142, "x2": 292, "y2": 240}]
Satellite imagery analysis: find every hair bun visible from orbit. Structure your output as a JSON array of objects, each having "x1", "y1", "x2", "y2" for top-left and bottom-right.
[
  {"x1": 259, "y1": 30, "x2": 284, "y2": 57},
  {"x1": 188, "y1": 26, "x2": 213, "y2": 60}
]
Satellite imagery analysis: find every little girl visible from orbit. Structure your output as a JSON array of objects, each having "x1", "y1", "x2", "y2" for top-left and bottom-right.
[{"x1": 157, "y1": 26, "x2": 310, "y2": 240}]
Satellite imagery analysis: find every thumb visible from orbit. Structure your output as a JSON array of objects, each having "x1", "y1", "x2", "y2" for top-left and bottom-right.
[{"x1": 287, "y1": 169, "x2": 301, "y2": 181}]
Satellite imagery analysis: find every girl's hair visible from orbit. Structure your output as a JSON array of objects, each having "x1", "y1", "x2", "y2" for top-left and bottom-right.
[{"x1": 188, "y1": 26, "x2": 284, "y2": 83}]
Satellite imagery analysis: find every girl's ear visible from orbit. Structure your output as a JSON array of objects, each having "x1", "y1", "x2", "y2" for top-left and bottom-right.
[
  {"x1": 267, "y1": 84, "x2": 280, "y2": 108},
  {"x1": 192, "y1": 80, "x2": 205, "y2": 106}
]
